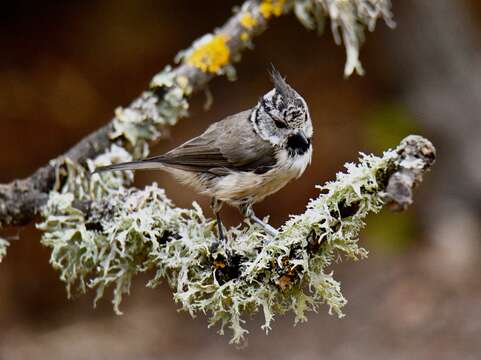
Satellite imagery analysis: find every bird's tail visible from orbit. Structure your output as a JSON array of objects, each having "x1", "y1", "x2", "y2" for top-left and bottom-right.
[{"x1": 92, "y1": 158, "x2": 163, "y2": 174}]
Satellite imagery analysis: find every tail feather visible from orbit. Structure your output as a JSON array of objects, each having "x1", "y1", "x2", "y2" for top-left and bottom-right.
[{"x1": 92, "y1": 159, "x2": 163, "y2": 174}]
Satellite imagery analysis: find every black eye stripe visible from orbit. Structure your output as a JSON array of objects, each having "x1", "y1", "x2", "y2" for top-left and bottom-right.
[
  {"x1": 260, "y1": 98, "x2": 271, "y2": 112},
  {"x1": 274, "y1": 119, "x2": 288, "y2": 129}
]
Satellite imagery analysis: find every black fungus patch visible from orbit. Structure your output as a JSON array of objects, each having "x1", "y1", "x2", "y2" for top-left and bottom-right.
[
  {"x1": 213, "y1": 253, "x2": 246, "y2": 285},
  {"x1": 338, "y1": 200, "x2": 360, "y2": 218},
  {"x1": 85, "y1": 221, "x2": 103, "y2": 232},
  {"x1": 159, "y1": 230, "x2": 180, "y2": 245}
]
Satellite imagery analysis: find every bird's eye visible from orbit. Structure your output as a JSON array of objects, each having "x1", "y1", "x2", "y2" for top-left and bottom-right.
[{"x1": 273, "y1": 119, "x2": 287, "y2": 129}]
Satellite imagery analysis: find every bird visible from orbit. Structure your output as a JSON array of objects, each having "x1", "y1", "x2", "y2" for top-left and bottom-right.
[{"x1": 94, "y1": 67, "x2": 313, "y2": 245}]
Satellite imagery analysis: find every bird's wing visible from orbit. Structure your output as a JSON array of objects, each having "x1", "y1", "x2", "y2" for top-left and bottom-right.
[{"x1": 150, "y1": 110, "x2": 277, "y2": 175}]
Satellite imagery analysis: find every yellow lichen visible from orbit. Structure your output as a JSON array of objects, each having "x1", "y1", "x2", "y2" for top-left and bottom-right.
[
  {"x1": 240, "y1": 13, "x2": 257, "y2": 29},
  {"x1": 259, "y1": 0, "x2": 285, "y2": 19},
  {"x1": 240, "y1": 32, "x2": 250, "y2": 42},
  {"x1": 186, "y1": 34, "x2": 230, "y2": 73}
]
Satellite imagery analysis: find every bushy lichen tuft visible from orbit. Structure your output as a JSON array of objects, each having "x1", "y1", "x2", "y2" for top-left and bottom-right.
[
  {"x1": 38, "y1": 143, "x2": 400, "y2": 343},
  {"x1": 0, "y1": 237, "x2": 9, "y2": 263},
  {"x1": 293, "y1": 0, "x2": 394, "y2": 76}
]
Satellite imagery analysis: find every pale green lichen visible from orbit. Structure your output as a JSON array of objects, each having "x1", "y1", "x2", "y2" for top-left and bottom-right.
[
  {"x1": 111, "y1": 68, "x2": 189, "y2": 159},
  {"x1": 293, "y1": 0, "x2": 394, "y2": 76},
  {"x1": 38, "y1": 144, "x2": 400, "y2": 343},
  {"x1": 0, "y1": 237, "x2": 9, "y2": 263}
]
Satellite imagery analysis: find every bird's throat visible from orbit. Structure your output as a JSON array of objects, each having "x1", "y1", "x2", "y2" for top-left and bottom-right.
[{"x1": 286, "y1": 133, "x2": 311, "y2": 156}]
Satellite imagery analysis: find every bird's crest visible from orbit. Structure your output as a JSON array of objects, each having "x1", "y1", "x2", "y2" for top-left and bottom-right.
[{"x1": 269, "y1": 65, "x2": 295, "y2": 100}]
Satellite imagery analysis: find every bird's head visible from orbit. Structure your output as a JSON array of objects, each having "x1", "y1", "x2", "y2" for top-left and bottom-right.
[{"x1": 252, "y1": 67, "x2": 313, "y2": 148}]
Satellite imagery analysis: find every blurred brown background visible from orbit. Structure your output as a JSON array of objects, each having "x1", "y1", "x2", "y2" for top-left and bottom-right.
[{"x1": 1, "y1": 1, "x2": 480, "y2": 359}]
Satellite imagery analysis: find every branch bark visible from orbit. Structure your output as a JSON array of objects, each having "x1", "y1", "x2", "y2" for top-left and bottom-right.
[{"x1": 380, "y1": 0, "x2": 481, "y2": 277}]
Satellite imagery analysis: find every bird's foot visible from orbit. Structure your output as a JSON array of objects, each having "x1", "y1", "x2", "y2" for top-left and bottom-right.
[
  {"x1": 240, "y1": 204, "x2": 279, "y2": 240},
  {"x1": 209, "y1": 240, "x2": 220, "y2": 253},
  {"x1": 249, "y1": 214, "x2": 279, "y2": 240}
]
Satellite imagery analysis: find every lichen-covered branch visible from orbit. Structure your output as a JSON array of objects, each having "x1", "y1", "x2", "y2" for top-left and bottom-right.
[
  {"x1": 0, "y1": 0, "x2": 393, "y2": 227},
  {"x1": 37, "y1": 135, "x2": 435, "y2": 343}
]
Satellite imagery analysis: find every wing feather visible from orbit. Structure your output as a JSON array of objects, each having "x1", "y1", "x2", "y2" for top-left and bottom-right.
[{"x1": 148, "y1": 110, "x2": 277, "y2": 175}]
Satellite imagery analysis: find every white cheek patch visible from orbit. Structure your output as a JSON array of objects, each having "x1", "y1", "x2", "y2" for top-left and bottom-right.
[
  {"x1": 291, "y1": 148, "x2": 312, "y2": 178},
  {"x1": 276, "y1": 147, "x2": 312, "y2": 179},
  {"x1": 250, "y1": 102, "x2": 284, "y2": 146}
]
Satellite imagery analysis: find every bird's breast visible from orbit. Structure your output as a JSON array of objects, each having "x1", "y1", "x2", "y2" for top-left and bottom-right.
[{"x1": 211, "y1": 146, "x2": 312, "y2": 206}]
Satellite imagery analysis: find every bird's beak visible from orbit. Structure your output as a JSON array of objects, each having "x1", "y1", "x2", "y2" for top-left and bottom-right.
[{"x1": 298, "y1": 131, "x2": 309, "y2": 146}]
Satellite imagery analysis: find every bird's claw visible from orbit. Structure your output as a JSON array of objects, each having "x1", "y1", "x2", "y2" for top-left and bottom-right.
[{"x1": 248, "y1": 214, "x2": 278, "y2": 240}]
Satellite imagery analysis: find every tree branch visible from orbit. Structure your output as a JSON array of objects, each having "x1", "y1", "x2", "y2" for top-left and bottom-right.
[{"x1": 37, "y1": 135, "x2": 435, "y2": 343}]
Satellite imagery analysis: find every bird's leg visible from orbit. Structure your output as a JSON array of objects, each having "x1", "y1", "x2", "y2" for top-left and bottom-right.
[
  {"x1": 215, "y1": 212, "x2": 224, "y2": 243},
  {"x1": 240, "y1": 203, "x2": 279, "y2": 238},
  {"x1": 210, "y1": 197, "x2": 225, "y2": 251}
]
